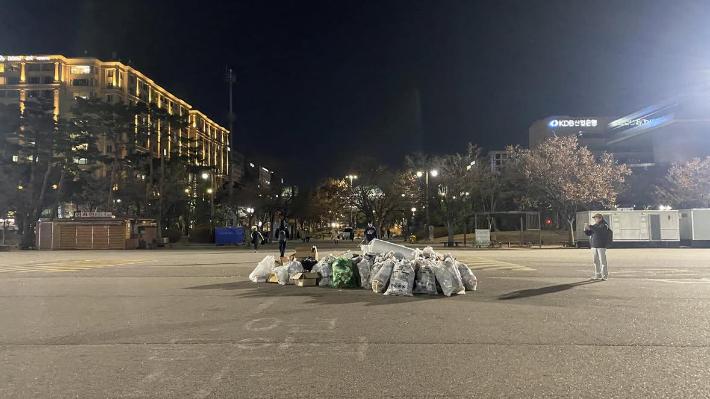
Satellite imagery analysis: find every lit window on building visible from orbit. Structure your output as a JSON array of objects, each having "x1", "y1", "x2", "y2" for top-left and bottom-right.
[
  {"x1": 70, "y1": 65, "x2": 91, "y2": 74},
  {"x1": 0, "y1": 77, "x2": 5, "y2": 85},
  {"x1": 12, "y1": 155, "x2": 18, "y2": 163},
  {"x1": 71, "y1": 79, "x2": 91, "y2": 87}
]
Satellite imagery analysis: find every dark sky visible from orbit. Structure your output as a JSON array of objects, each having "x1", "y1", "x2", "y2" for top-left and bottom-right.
[{"x1": 3, "y1": 0, "x2": 710, "y2": 185}]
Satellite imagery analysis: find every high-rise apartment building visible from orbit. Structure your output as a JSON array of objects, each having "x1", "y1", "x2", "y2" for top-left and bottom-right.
[{"x1": 0, "y1": 54, "x2": 229, "y2": 180}]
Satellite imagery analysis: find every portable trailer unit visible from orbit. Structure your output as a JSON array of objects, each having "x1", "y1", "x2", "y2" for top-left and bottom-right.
[
  {"x1": 576, "y1": 210, "x2": 680, "y2": 247},
  {"x1": 679, "y1": 209, "x2": 710, "y2": 247}
]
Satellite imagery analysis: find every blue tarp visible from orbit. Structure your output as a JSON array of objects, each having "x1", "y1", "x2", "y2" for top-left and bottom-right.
[{"x1": 215, "y1": 227, "x2": 245, "y2": 245}]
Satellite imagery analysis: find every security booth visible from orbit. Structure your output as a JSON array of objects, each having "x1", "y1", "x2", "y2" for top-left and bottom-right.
[{"x1": 35, "y1": 212, "x2": 131, "y2": 250}]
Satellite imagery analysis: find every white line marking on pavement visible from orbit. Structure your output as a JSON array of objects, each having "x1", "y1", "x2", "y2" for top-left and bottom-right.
[
  {"x1": 244, "y1": 317, "x2": 281, "y2": 331},
  {"x1": 252, "y1": 298, "x2": 277, "y2": 315},
  {"x1": 357, "y1": 336, "x2": 368, "y2": 361}
]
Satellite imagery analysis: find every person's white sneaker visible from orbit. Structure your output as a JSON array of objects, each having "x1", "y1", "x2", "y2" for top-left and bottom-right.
[
  {"x1": 591, "y1": 275, "x2": 602, "y2": 280},
  {"x1": 601, "y1": 276, "x2": 608, "y2": 281}
]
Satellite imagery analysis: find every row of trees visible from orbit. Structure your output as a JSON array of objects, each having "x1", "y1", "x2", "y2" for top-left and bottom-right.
[
  {"x1": 300, "y1": 136, "x2": 710, "y2": 245},
  {"x1": 0, "y1": 97, "x2": 211, "y2": 247},
  {"x1": 3, "y1": 95, "x2": 709, "y2": 247}
]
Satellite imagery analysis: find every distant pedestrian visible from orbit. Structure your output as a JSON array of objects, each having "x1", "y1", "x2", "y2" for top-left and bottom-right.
[
  {"x1": 278, "y1": 228, "x2": 288, "y2": 258},
  {"x1": 332, "y1": 232, "x2": 339, "y2": 245},
  {"x1": 584, "y1": 213, "x2": 610, "y2": 281},
  {"x1": 251, "y1": 227, "x2": 264, "y2": 252},
  {"x1": 365, "y1": 222, "x2": 377, "y2": 243}
]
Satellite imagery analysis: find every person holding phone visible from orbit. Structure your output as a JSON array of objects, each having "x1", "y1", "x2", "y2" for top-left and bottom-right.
[{"x1": 584, "y1": 213, "x2": 610, "y2": 281}]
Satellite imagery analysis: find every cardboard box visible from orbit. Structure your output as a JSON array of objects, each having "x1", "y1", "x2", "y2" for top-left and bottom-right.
[
  {"x1": 290, "y1": 246, "x2": 319, "y2": 261},
  {"x1": 291, "y1": 272, "x2": 319, "y2": 286},
  {"x1": 266, "y1": 272, "x2": 279, "y2": 283}
]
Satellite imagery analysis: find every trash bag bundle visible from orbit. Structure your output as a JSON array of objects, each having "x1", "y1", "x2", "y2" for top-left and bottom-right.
[
  {"x1": 249, "y1": 255, "x2": 276, "y2": 283},
  {"x1": 315, "y1": 255, "x2": 336, "y2": 287},
  {"x1": 413, "y1": 259, "x2": 438, "y2": 295},
  {"x1": 301, "y1": 257, "x2": 318, "y2": 272},
  {"x1": 372, "y1": 259, "x2": 395, "y2": 293},
  {"x1": 384, "y1": 259, "x2": 416, "y2": 297},
  {"x1": 456, "y1": 261, "x2": 477, "y2": 291},
  {"x1": 433, "y1": 258, "x2": 466, "y2": 297},
  {"x1": 272, "y1": 261, "x2": 303, "y2": 285},
  {"x1": 357, "y1": 257, "x2": 374, "y2": 289},
  {"x1": 332, "y1": 257, "x2": 357, "y2": 288}
]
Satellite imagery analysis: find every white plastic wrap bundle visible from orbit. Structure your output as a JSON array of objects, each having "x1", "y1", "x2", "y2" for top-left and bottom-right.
[
  {"x1": 384, "y1": 259, "x2": 416, "y2": 296},
  {"x1": 249, "y1": 255, "x2": 276, "y2": 283},
  {"x1": 456, "y1": 261, "x2": 478, "y2": 291},
  {"x1": 316, "y1": 255, "x2": 336, "y2": 287},
  {"x1": 413, "y1": 259, "x2": 438, "y2": 295},
  {"x1": 357, "y1": 258, "x2": 373, "y2": 289},
  {"x1": 371, "y1": 259, "x2": 395, "y2": 293}
]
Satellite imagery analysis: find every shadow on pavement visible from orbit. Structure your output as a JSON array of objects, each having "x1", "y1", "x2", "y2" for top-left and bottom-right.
[
  {"x1": 497, "y1": 280, "x2": 600, "y2": 300},
  {"x1": 185, "y1": 280, "x2": 457, "y2": 306}
]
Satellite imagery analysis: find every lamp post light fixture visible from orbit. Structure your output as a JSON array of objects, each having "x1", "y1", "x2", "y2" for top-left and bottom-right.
[
  {"x1": 416, "y1": 169, "x2": 438, "y2": 240},
  {"x1": 201, "y1": 171, "x2": 215, "y2": 228},
  {"x1": 346, "y1": 175, "x2": 358, "y2": 229}
]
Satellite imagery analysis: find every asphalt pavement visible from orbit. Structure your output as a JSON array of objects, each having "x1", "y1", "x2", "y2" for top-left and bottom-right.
[{"x1": 1, "y1": 242, "x2": 709, "y2": 398}]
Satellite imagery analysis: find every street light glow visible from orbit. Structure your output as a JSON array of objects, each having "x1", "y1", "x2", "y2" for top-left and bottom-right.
[
  {"x1": 207, "y1": 188, "x2": 213, "y2": 194},
  {"x1": 430, "y1": 170, "x2": 438, "y2": 177},
  {"x1": 416, "y1": 171, "x2": 423, "y2": 178},
  {"x1": 411, "y1": 207, "x2": 417, "y2": 212},
  {"x1": 201, "y1": 173, "x2": 209, "y2": 180}
]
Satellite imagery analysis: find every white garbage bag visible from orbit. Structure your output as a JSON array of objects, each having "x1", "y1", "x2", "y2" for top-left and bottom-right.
[
  {"x1": 413, "y1": 259, "x2": 438, "y2": 295},
  {"x1": 316, "y1": 255, "x2": 336, "y2": 287},
  {"x1": 272, "y1": 265, "x2": 291, "y2": 285},
  {"x1": 384, "y1": 260, "x2": 416, "y2": 297},
  {"x1": 444, "y1": 257, "x2": 466, "y2": 295},
  {"x1": 249, "y1": 255, "x2": 276, "y2": 283},
  {"x1": 456, "y1": 261, "x2": 478, "y2": 291},
  {"x1": 372, "y1": 259, "x2": 395, "y2": 293},
  {"x1": 357, "y1": 258, "x2": 373, "y2": 289},
  {"x1": 433, "y1": 258, "x2": 466, "y2": 297}
]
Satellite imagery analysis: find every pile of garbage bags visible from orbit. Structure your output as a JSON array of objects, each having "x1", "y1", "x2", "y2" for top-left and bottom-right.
[{"x1": 249, "y1": 245, "x2": 477, "y2": 297}]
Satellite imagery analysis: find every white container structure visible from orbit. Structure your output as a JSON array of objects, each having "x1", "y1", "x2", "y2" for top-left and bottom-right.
[
  {"x1": 576, "y1": 210, "x2": 680, "y2": 247},
  {"x1": 679, "y1": 209, "x2": 710, "y2": 247}
]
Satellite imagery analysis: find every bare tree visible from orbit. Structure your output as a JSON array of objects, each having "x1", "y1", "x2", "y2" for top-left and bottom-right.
[
  {"x1": 520, "y1": 136, "x2": 630, "y2": 243},
  {"x1": 656, "y1": 157, "x2": 710, "y2": 208}
]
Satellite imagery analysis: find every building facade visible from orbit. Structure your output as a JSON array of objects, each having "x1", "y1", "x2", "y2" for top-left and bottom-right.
[
  {"x1": 530, "y1": 89, "x2": 710, "y2": 169},
  {"x1": 0, "y1": 54, "x2": 229, "y2": 180}
]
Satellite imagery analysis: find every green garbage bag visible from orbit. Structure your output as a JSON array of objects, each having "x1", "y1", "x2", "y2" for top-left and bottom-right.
[{"x1": 332, "y1": 257, "x2": 356, "y2": 288}]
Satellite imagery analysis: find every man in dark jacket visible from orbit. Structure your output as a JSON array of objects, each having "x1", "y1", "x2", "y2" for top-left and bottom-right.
[
  {"x1": 364, "y1": 222, "x2": 377, "y2": 243},
  {"x1": 584, "y1": 213, "x2": 609, "y2": 281},
  {"x1": 278, "y1": 228, "x2": 288, "y2": 258}
]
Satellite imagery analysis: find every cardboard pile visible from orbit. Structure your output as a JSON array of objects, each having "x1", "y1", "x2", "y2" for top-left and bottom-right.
[
  {"x1": 290, "y1": 246, "x2": 319, "y2": 261},
  {"x1": 291, "y1": 272, "x2": 319, "y2": 286}
]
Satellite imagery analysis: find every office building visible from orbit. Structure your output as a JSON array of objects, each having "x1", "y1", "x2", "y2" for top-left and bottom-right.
[
  {"x1": 0, "y1": 54, "x2": 229, "y2": 180},
  {"x1": 529, "y1": 89, "x2": 710, "y2": 168}
]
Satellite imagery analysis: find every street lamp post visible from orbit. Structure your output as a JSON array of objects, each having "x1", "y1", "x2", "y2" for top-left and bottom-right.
[
  {"x1": 416, "y1": 169, "x2": 437, "y2": 241},
  {"x1": 202, "y1": 172, "x2": 214, "y2": 228},
  {"x1": 346, "y1": 175, "x2": 357, "y2": 233}
]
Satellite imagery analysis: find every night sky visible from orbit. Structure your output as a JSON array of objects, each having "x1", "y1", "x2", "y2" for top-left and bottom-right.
[{"x1": 3, "y1": 0, "x2": 710, "y2": 185}]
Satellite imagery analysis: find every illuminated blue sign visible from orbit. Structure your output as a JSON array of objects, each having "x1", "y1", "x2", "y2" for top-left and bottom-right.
[{"x1": 548, "y1": 119, "x2": 598, "y2": 129}]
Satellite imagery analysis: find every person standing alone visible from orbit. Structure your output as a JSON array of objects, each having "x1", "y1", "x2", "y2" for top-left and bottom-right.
[
  {"x1": 251, "y1": 227, "x2": 263, "y2": 253},
  {"x1": 278, "y1": 228, "x2": 288, "y2": 258},
  {"x1": 584, "y1": 213, "x2": 610, "y2": 281},
  {"x1": 365, "y1": 222, "x2": 377, "y2": 244}
]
